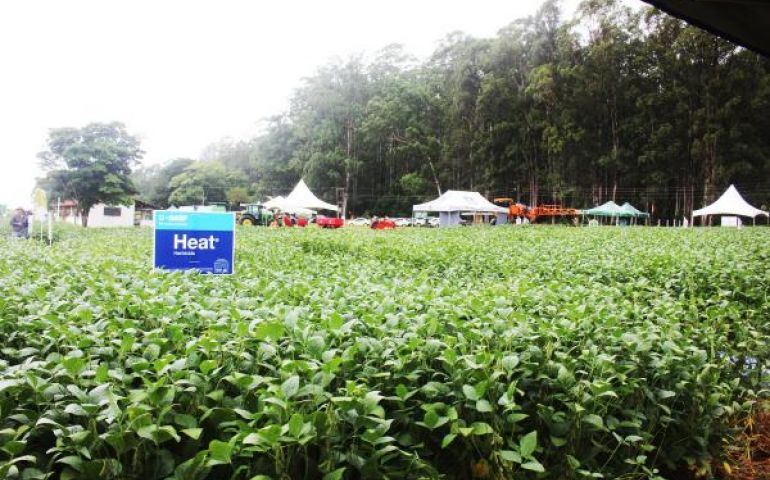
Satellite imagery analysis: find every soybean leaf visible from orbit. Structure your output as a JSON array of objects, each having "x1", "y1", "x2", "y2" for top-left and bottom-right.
[
  {"x1": 520, "y1": 431, "x2": 538, "y2": 458},
  {"x1": 281, "y1": 376, "x2": 300, "y2": 399}
]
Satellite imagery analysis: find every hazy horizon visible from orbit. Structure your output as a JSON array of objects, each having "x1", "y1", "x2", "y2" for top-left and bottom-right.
[{"x1": 0, "y1": 0, "x2": 584, "y2": 208}]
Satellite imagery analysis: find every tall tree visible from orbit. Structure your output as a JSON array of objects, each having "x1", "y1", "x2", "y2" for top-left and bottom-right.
[
  {"x1": 167, "y1": 161, "x2": 243, "y2": 206},
  {"x1": 225, "y1": 186, "x2": 251, "y2": 208},
  {"x1": 133, "y1": 158, "x2": 195, "y2": 208},
  {"x1": 250, "y1": 116, "x2": 303, "y2": 199},
  {"x1": 291, "y1": 56, "x2": 370, "y2": 217},
  {"x1": 38, "y1": 122, "x2": 143, "y2": 226},
  {"x1": 135, "y1": 0, "x2": 770, "y2": 219}
]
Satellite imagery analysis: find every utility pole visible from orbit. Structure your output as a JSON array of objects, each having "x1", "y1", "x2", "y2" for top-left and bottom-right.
[
  {"x1": 337, "y1": 188, "x2": 346, "y2": 219},
  {"x1": 344, "y1": 118, "x2": 353, "y2": 219}
]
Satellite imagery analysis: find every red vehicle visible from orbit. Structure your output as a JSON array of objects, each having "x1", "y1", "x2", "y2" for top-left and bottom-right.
[
  {"x1": 316, "y1": 216, "x2": 344, "y2": 228},
  {"x1": 371, "y1": 218, "x2": 396, "y2": 229}
]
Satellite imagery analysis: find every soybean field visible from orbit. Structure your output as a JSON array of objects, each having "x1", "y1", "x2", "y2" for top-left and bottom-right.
[{"x1": 1, "y1": 226, "x2": 769, "y2": 479}]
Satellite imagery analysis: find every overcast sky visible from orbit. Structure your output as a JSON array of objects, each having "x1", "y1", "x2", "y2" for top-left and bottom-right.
[{"x1": 0, "y1": 0, "x2": 582, "y2": 208}]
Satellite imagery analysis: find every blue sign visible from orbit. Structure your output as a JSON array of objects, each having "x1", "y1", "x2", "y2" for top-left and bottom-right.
[{"x1": 153, "y1": 211, "x2": 235, "y2": 274}]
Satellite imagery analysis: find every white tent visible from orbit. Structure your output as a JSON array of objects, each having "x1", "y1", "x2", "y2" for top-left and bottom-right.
[
  {"x1": 413, "y1": 190, "x2": 508, "y2": 214},
  {"x1": 262, "y1": 196, "x2": 285, "y2": 209},
  {"x1": 281, "y1": 180, "x2": 339, "y2": 212},
  {"x1": 692, "y1": 185, "x2": 768, "y2": 220},
  {"x1": 413, "y1": 190, "x2": 508, "y2": 227}
]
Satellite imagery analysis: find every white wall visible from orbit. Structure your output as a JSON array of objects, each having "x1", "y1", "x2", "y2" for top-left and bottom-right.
[
  {"x1": 439, "y1": 211, "x2": 461, "y2": 227},
  {"x1": 87, "y1": 203, "x2": 135, "y2": 227},
  {"x1": 720, "y1": 216, "x2": 742, "y2": 228}
]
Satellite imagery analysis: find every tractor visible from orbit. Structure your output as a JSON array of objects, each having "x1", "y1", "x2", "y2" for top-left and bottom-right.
[{"x1": 238, "y1": 204, "x2": 273, "y2": 226}]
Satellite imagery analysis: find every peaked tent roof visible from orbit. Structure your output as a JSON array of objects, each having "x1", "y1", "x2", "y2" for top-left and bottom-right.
[
  {"x1": 620, "y1": 202, "x2": 650, "y2": 217},
  {"x1": 262, "y1": 196, "x2": 316, "y2": 216},
  {"x1": 413, "y1": 190, "x2": 508, "y2": 214},
  {"x1": 282, "y1": 180, "x2": 339, "y2": 212},
  {"x1": 262, "y1": 196, "x2": 284, "y2": 209},
  {"x1": 582, "y1": 201, "x2": 628, "y2": 217},
  {"x1": 692, "y1": 185, "x2": 768, "y2": 218}
]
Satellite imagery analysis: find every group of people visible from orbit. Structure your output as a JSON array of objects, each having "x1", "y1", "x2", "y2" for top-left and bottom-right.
[
  {"x1": 269, "y1": 212, "x2": 308, "y2": 228},
  {"x1": 9, "y1": 207, "x2": 30, "y2": 238}
]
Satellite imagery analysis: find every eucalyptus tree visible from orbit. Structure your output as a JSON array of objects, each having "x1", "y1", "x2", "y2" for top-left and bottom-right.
[
  {"x1": 291, "y1": 56, "x2": 370, "y2": 217},
  {"x1": 133, "y1": 0, "x2": 770, "y2": 217}
]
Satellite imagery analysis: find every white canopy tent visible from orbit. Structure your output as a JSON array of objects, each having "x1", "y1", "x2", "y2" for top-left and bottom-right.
[
  {"x1": 413, "y1": 190, "x2": 508, "y2": 227},
  {"x1": 262, "y1": 196, "x2": 285, "y2": 210},
  {"x1": 284, "y1": 180, "x2": 339, "y2": 212},
  {"x1": 262, "y1": 195, "x2": 316, "y2": 216},
  {"x1": 692, "y1": 184, "x2": 768, "y2": 225},
  {"x1": 264, "y1": 180, "x2": 339, "y2": 213}
]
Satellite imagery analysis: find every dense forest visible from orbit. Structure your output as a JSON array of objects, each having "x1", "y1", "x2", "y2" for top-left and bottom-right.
[{"x1": 133, "y1": 0, "x2": 770, "y2": 219}]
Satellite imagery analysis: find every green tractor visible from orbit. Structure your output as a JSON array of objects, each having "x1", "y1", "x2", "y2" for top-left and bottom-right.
[{"x1": 239, "y1": 204, "x2": 273, "y2": 226}]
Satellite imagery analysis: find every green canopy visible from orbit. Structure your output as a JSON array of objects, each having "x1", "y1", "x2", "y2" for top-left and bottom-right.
[
  {"x1": 581, "y1": 201, "x2": 629, "y2": 217},
  {"x1": 619, "y1": 202, "x2": 649, "y2": 218}
]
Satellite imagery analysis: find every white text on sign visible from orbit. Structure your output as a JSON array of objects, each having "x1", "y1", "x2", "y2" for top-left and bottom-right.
[{"x1": 173, "y1": 234, "x2": 220, "y2": 250}]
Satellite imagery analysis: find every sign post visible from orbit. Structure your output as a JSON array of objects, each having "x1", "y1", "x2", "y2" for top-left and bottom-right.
[
  {"x1": 153, "y1": 211, "x2": 235, "y2": 274},
  {"x1": 32, "y1": 188, "x2": 47, "y2": 241}
]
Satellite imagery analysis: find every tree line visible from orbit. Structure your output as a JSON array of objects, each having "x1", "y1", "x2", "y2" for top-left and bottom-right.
[{"x1": 42, "y1": 0, "x2": 770, "y2": 220}]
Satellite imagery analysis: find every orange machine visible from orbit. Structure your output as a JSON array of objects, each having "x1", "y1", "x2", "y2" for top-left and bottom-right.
[
  {"x1": 494, "y1": 198, "x2": 580, "y2": 223},
  {"x1": 494, "y1": 198, "x2": 530, "y2": 219}
]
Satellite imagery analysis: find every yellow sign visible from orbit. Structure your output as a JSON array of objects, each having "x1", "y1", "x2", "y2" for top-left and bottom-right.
[{"x1": 32, "y1": 188, "x2": 47, "y2": 209}]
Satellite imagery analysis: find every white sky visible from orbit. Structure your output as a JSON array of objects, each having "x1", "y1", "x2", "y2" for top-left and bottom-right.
[{"x1": 0, "y1": 0, "x2": 581, "y2": 208}]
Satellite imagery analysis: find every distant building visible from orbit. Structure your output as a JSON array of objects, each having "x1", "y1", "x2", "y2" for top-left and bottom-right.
[
  {"x1": 134, "y1": 199, "x2": 157, "y2": 227},
  {"x1": 177, "y1": 204, "x2": 227, "y2": 212},
  {"x1": 58, "y1": 200, "x2": 80, "y2": 224},
  {"x1": 55, "y1": 200, "x2": 138, "y2": 227},
  {"x1": 87, "y1": 203, "x2": 135, "y2": 227}
]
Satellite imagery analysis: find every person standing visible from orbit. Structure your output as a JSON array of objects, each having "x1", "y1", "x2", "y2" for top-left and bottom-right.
[{"x1": 10, "y1": 208, "x2": 29, "y2": 239}]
